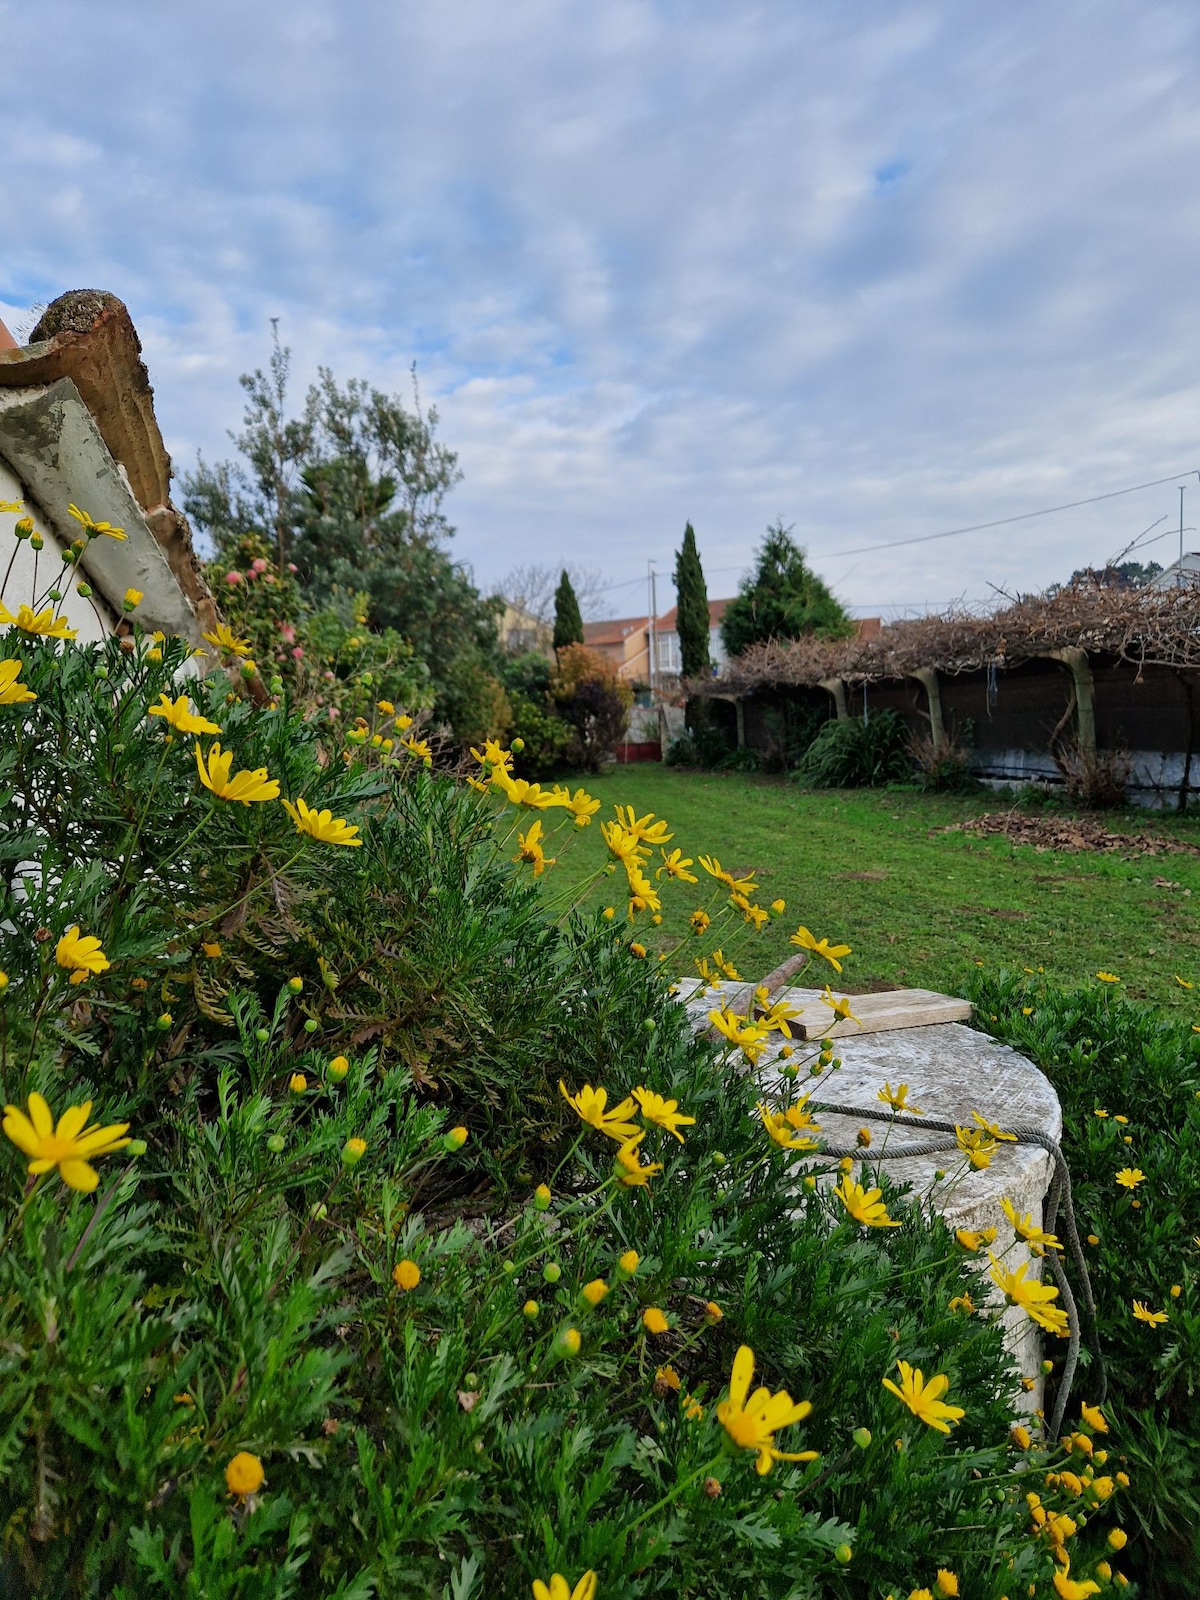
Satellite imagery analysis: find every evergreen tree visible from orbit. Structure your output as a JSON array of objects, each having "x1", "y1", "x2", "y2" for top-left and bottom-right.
[
  {"x1": 553, "y1": 570, "x2": 585, "y2": 650},
  {"x1": 720, "y1": 520, "x2": 853, "y2": 658},
  {"x1": 673, "y1": 522, "x2": 711, "y2": 679}
]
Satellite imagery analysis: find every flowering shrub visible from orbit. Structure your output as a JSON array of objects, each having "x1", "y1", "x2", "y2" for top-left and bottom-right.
[
  {"x1": 0, "y1": 521, "x2": 1135, "y2": 1596},
  {"x1": 205, "y1": 531, "x2": 433, "y2": 737},
  {"x1": 972, "y1": 970, "x2": 1200, "y2": 1593}
]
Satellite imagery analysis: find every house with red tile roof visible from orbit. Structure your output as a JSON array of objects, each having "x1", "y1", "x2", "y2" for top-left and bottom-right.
[{"x1": 582, "y1": 613, "x2": 651, "y2": 681}]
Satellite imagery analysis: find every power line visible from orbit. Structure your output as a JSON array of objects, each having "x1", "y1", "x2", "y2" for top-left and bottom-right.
[
  {"x1": 805, "y1": 469, "x2": 1200, "y2": 560},
  {"x1": 582, "y1": 466, "x2": 1200, "y2": 610}
]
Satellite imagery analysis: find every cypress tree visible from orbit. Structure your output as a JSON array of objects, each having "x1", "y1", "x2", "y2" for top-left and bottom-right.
[
  {"x1": 553, "y1": 570, "x2": 585, "y2": 650},
  {"x1": 673, "y1": 522, "x2": 711, "y2": 679}
]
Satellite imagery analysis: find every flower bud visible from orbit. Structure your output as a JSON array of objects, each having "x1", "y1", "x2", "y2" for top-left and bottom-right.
[
  {"x1": 267, "y1": 1134, "x2": 286, "y2": 1153},
  {"x1": 617, "y1": 1250, "x2": 640, "y2": 1276},
  {"x1": 30, "y1": 531, "x2": 43, "y2": 550},
  {"x1": 533, "y1": 1183, "x2": 551, "y2": 1210},
  {"x1": 852, "y1": 1427, "x2": 872, "y2": 1449},
  {"x1": 510, "y1": 737, "x2": 525, "y2": 752},
  {"x1": 14, "y1": 517, "x2": 32, "y2": 539},
  {"x1": 61, "y1": 547, "x2": 76, "y2": 564},
  {"x1": 75, "y1": 582, "x2": 92, "y2": 597},
  {"x1": 1107, "y1": 1529, "x2": 1128, "y2": 1551},
  {"x1": 342, "y1": 1137, "x2": 367, "y2": 1167},
  {"x1": 711, "y1": 1151, "x2": 727, "y2": 1167},
  {"x1": 47, "y1": 587, "x2": 62, "y2": 602},
  {"x1": 444, "y1": 1125, "x2": 469, "y2": 1151},
  {"x1": 522, "y1": 1299, "x2": 539, "y2": 1318},
  {"x1": 287, "y1": 976, "x2": 303, "y2": 993},
  {"x1": 310, "y1": 1201, "x2": 328, "y2": 1220},
  {"x1": 241, "y1": 660, "x2": 258, "y2": 678},
  {"x1": 554, "y1": 1326, "x2": 581, "y2": 1357},
  {"x1": 255, "y1": 1028, "x2": 270, "y2": 1042},
  {"x1": 289, "y1": 1073, "x2": 307, "y2": 1093},
  {"x1": 502, "y1": 1259, "x2": 517, "y2": 1275},
  {"x1": 834, "y1": 1545, "x2": 852, "y2": 1566},
  {"x1": 542, "y1": 1261, "x2": 562, "y2": 1283},
  {"x1": 123, "y1": 588, "x2": 143, "y2": 612},
  {"x1": 156, "y1": 1013, "x2": 173, "y2": 1031},
  {"x1": 127, "y1": 1139, "x2": 148, "y2": 1156},
  {"x1": 328, "y1": 1055, "x2": 349, "y2": 1079}
]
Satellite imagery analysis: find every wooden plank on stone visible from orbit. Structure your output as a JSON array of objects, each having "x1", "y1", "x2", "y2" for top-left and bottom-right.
[{"x1": 783, "y1": 986, "x2": 973, "y2": 1039}]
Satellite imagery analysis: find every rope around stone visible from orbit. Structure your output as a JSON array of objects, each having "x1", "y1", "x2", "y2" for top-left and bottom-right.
[{"x1": 805, "y1": 1099, "x2": 1104, "y2": 1441}]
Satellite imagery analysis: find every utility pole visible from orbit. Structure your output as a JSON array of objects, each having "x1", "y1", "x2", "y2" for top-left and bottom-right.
[
  {"x1": 647, "y1": 561, "x2": 658, "y2": 694},
  {"x1": 647, "y1": 561, "x2": 666, "y2": 749},
  {"x1": 1180, "y1": 485, "x2": 1186, "y2": 585}
]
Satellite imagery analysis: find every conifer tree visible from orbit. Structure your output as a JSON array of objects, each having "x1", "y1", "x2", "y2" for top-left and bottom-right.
[
  {"x1": 673, "y1": 522, "x2": 711, "y2": 679},
  {"x1": 553, "y1": 570, "x2": 585, "y2": 650},
  {"x1": 721, "y1": 520, "x2": 852, "y2": 658}
]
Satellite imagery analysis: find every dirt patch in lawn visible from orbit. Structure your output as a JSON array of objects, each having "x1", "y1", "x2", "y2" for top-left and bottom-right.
[{"x1": 948, "y1": 812, "x2": 1200, "y2": 857}]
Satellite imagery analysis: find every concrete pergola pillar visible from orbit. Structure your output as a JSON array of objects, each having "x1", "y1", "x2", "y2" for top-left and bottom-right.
[
  {"x1": 818, "y1": 677, "x2": 849, "y2": 720},
  {"x1": 1041, "y1": 647, "x2": 1096, "y2": 754},
  {"x1": 907, "y1": 666, "x2": 947, "y2": 751}
]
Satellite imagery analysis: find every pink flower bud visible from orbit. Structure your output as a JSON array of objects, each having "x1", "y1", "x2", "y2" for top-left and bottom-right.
[
  {"x1": 291, "y1": 645, "x2": 304, "y2": 659},
  {"x1": 263, "y1": 573, "x2": 276, "y2": 584},
  {"x1": 225, "y1": 570, "x2": 243, "y2": 585},
  {"x1": 280, "y1": 624, "x2": 296, "y2": 642},
  {"x1": 252, "y1": 557, "x2": 268, "y2": 572},
  {"x1": 287, "y1": 562, "x2": 298, "y2": 572}
]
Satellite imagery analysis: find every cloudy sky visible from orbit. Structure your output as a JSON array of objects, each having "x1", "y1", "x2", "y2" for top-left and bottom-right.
[{"x1": 4, "y1": 1, "x2": 1200, "y2": 617}]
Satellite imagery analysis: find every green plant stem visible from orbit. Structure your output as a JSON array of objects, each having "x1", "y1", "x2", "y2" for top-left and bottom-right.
[{"x1": 622, "y1": 1453, "x2": 725, "y2": 1533}]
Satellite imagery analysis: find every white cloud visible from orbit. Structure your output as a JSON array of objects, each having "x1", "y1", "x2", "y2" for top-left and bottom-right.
[{"x1": 4, "y1": 1, "x2": 1200, "y2": 612}]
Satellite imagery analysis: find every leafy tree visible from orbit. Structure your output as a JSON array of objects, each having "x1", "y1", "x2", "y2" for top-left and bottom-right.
[
  {"x1": 553, "y1": 570, "x2": 585, "y2": 650},
  {"x1": 1065, "y1": 559, "x2": 1164, "y2": 589},
  {"x1": 673, "y1": 522, "x2": 711, "y2": 679},
  {"x1": 720, "y1": 520, "x2": 853, "y2": 658},
  {"x1": 182, "y1": 338, "x2": 507, "y2": 744}
]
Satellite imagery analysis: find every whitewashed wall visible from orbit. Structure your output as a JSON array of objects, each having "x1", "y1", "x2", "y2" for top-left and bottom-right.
[{"x1": 0, "y1": 457, "x2": 117, "y2": 643}]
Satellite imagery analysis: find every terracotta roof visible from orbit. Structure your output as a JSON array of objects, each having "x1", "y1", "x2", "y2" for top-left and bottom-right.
[
  {"x1": 0, "y1": 290, "x2": 217, "y2": 636},
  {"x1": 655, "y1": 597, "x2": 732, "y2": 633},
  {"x1": 584, "y1": 614, "x2": 648, "y2": 647},
  {"x1": 855, "y1": 616, "x2": 883, "y2": 640}
]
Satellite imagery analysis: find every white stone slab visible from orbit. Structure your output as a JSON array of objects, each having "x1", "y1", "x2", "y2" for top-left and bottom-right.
[{"x1": 678, "y1": 977, "x2": 1064, "y2": 1407}]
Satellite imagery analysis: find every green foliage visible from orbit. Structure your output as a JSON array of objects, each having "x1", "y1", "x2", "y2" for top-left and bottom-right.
[
  {"x1": 553, "y1": 571, "x2": 585, "y2": 651},
  {"x1": 673, "y1": 523, "x2": 711, "y2": 680},
  {"x1": 795, "y1": 709, "x2": 913, "y2": 788},
  {"x1": 0, "y1": 611, "x2": 1129, "y2": 1597},
  {"x1": 182, "y1": 336, "x2": 506, "y2": 745},
  {"x1": 971, "y1": 971, "x2": 1200, "y2": 1593},
  {"x1": 720, "y1": 521, "x2": 853, "y2": 659},
  {"x1": 205, "y1": 532, "x2": 432, "y2": 732}
]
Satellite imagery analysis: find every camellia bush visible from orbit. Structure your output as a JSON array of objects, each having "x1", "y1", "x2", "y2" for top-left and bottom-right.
[{"x1": 0, "y1": 512, "x2": 1134, "y2": 1596}]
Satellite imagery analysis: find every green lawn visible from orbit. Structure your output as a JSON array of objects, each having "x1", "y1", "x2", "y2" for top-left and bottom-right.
[{"x1": 547, "y1": 766, "x2": 1200, "y2": 1010}]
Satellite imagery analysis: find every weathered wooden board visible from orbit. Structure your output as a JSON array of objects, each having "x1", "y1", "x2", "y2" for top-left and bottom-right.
[{"x1": 780, "y1": 986, "x2": 973, "y2": 1039}]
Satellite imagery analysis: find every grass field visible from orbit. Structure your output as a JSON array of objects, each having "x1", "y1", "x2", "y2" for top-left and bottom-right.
[{"x1": 548, "y1": 766, "x2": 1200, "y2": 1011}]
